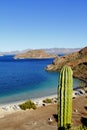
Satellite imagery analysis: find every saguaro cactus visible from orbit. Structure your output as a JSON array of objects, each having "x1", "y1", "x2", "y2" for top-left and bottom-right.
[{"x1": 58, "y1": 66, "x2": 73, "y2": 129}]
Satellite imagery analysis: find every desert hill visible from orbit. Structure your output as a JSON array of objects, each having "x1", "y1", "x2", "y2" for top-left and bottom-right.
[
  {"x1": 14, "y1": 49, "x2": 57, "y2": 59},
  {"x1": 46, "y1": 47, "x2": 87, "y2": 82}
]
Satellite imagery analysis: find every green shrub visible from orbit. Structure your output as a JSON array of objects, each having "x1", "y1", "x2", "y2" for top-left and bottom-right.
[
  {"x1": 19, "y1": 100, "x2": 37, "y2": 110},
  {"x1": 43, "y1": 98, "x2": 52, "y2": 103}
]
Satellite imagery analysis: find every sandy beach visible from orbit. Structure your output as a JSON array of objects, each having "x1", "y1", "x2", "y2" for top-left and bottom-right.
[
  {"x1": 0, "y1": 94, "x2": 57, "y2": 118},
  {"x1": 0, "y1": 91, "x2": 87, "y2": 130}
]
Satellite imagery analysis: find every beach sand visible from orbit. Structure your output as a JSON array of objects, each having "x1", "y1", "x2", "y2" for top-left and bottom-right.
[
  {"x1": 0, "y1": 94, "x2": 57, "y2": 118},
  {"x1": 0, "y1": 94, "x2": 87, "y2": 130},
  {"x1": 0, "y1": 95, "x2": 57, "y2": 130}
]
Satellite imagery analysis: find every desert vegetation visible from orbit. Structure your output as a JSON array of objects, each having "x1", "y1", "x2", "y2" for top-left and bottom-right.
[
  {"x1": 19, "y1": 100, "x2": 37, "y2": 110},
  {"x1": 43, "y1": 98, "x2": 52, "y2": 104},
  {"x1": 58, "y1": 66, "x2": 73, "y2": 129}
]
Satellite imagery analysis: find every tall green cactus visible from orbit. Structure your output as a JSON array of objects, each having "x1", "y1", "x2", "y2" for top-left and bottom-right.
[{"x1": 58, "y1": 66, "x2": 73, "y2": 129}]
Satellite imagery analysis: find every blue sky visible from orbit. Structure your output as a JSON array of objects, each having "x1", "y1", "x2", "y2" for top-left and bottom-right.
[{"x1": 0, "y1": 0, "x2": 87, "y2": 51}]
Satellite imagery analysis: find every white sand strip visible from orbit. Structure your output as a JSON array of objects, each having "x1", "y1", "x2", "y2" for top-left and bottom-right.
[
  {"x1": 1, "y1": 90, "x2": 85, "y2": 118},
  {"x1": 0, "y1": 94, "x2": 57, "y2": 118}
]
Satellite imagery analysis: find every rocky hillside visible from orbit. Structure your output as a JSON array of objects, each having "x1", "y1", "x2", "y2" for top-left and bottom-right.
[
  {"x1": 14, "y1": 50, "x2": 57, "y2": 59},
  {"x1": 46, "y1": 47, "x2": 87, "y2": 82}
]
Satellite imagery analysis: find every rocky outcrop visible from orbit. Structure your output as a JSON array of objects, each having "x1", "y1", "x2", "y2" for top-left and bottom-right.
[
  {"x1": 14, "y1": 50, "x2": 57, "y2": 59},
  {"x1": 46, "y1": 47, "x2": 87, "y2": 82}
]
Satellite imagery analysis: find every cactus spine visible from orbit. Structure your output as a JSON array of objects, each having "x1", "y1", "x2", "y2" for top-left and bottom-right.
[{"x1": 58, "y1": 66, "x2": 73, "y2": 128}]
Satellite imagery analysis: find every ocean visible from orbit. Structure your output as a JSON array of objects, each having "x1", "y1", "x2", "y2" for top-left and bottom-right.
[{"x1": 0, "y1": 55, "x2": 82, "y2": 104}]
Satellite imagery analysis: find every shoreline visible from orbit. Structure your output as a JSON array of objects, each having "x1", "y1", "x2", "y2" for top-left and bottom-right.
[
  {"x1": 0, "y1": 94, "x2": 57, "y2": 118},
  {"x1": 0, "y1": 94, "x2": 57, "y2": 106},
  {"x1": 0, "y1": 93, "x2": 87, "y2": 129},
  {"x1": 0, "y1": 86, "x2": 87, "y2": 118}
]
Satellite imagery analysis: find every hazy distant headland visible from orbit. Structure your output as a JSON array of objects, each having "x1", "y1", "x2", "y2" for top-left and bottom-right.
[
  {"x1": 0, "y1": 53, "x2": 3, "y2": 56},
  {"x1": 14, "y1": 49, "x2": 57, "y2": 59},
  {"x1": 13, "y1": 48, "x2": 81, "y2": 59},
  {"x1": 0, "y1": 48, "x2": 80, "y2": 57}
]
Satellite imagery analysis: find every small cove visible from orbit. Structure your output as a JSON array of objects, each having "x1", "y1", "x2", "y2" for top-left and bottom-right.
[{"x1": 0, "y1": 55, "x2": 83, "y2": 104}]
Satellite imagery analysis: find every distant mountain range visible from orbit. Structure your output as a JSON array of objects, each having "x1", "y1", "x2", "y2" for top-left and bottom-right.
[
  {"x1": 0, "y1": 49, "x2": 31, "y2": 55},
  {"x1": 0, "y1": 48, "x2": 81, "y2": 56},
  {"x1": 44, "y1": 48, "x2": 80, "y2": 55}
]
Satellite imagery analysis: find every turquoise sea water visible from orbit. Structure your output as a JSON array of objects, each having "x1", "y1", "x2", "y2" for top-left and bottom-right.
[{"x1": 0, "y1": 55, "x2": 82, "y2": 104}]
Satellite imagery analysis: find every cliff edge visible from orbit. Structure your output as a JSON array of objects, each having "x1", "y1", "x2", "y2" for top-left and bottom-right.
[{"x1": 46, "y1": 47, "x2": 87, "y2": 82}]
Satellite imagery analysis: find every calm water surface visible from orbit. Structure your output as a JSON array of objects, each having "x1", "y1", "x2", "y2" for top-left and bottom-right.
[{"x1": 0, "y1": 55, "x2": 82, "y2": 104}]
